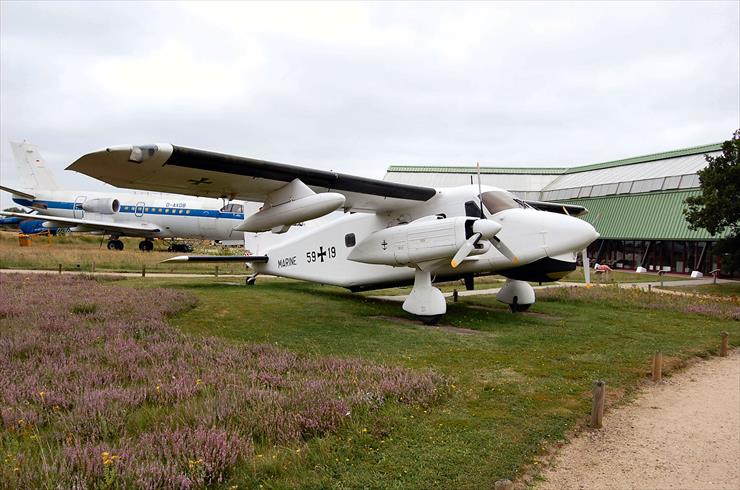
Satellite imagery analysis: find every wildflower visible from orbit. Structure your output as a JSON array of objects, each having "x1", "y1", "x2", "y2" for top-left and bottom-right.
[
  {"x1": 362, "y1": 428, "x2": 368, "y2": 433},
  {"x1": 195, "y1": 378, "x2": 203, "y2": 386}
]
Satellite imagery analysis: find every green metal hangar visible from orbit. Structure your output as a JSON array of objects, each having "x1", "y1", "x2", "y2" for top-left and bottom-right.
[{"x1": 384, "y1": 143, "x2": 735, "y2": 277}]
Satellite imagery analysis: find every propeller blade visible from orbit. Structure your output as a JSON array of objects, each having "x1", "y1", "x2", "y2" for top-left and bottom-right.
[
  {"x1": 492, "y1": 236, "x2": 519, "y2": 264},
  {"x1": 451, "y1": 233, "x2": 481, "y2": 268},
  {"x1": 583, "y1": 249, "x2": 591, "y2": 284}
]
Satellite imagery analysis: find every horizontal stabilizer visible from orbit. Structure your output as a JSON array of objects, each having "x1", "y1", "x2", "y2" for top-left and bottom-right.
[
  {"x1": 0, "y1": 185, "x2": 35, "y2": 200},
  {"x1": 0, "y1": 211, "x2": 160, "y2": 234},
  {"x1": 163, "y1": 255, "x2": 269, "y2": 263}
]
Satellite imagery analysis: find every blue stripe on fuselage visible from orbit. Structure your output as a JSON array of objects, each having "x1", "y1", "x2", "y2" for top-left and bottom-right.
[{"x1": 12, "y1": 198, "x2": 244, "y2": 220}]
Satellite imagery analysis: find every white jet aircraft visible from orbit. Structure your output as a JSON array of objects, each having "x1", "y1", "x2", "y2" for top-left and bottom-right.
[
  {"x1": 69, "y1": 144, "x2": 599, "y2": 322},
  {"x1": 0, "y1": 142, "x2": 245, "y2": 250}
]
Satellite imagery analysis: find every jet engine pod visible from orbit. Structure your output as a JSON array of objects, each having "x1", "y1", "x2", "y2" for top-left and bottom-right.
[
  {"x1": 348, "y1": 216, "x2": 491, "y2": 267},
  {"x1": 81, "y1": 198, "x2": 120, "y2": 214},
  {"x1": 235, "y1": 192, "x2": 345, "y2": 232}
]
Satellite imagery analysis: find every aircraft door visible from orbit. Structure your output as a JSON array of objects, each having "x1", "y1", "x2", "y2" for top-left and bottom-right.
[
  {"x1": 135, "y1": 202, "x2": 145, "y2": 217},
  {"x1": 199, "y1": 208, "x2": 218, "y2": 238},
  {"x1": 73, "y1": 196, "x2": 86, "y2": 219}
]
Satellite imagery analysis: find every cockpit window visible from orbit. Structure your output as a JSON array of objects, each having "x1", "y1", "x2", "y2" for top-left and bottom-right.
[
  {"x1": 480, "y1": 191, "x2": 528, "y2": 215},
  {"x1": 220, "y1": 203, "x2": 244, "y2": 213}
]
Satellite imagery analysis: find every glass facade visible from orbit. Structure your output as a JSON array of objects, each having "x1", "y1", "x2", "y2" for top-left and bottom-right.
[{"x1": 587, "y1": 239, "x2": 735, "y2": 277}]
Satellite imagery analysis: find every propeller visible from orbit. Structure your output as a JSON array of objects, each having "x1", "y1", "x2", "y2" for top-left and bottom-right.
[
  {"x1": 451, "y1": 162, "x2": 519, "y2": 268},
  {"x1": 451, "y1": 219, "x2": 505, "y2": 268},
  {"x1": 492, "y1": 236, "x2": 519, "y2": 264}
]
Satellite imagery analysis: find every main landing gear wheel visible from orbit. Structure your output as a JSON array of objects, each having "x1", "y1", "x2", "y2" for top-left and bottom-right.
[
  {"x1": 107, "y1": 239, "x2": 124, "y2": 251},
  {"x1": 138, "y1": 240, "x2": 154, "y2": 252},
  {"x1": 420, "y1": 315, "x2": 442, "y2": 326},
  {"x1": 496, "y1": 279, "x2": 535, "y2": 313},
  {"x1": 508, "y1": 297, "x2": 532, "y2": 313}
]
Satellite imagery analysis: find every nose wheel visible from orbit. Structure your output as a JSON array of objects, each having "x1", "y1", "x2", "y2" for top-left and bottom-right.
[
  {"x1": 138, "y1": 239, "x2": 154, "y2": 252},
  {"x1": 496, "y1": 279, "x2": 535, "y2": 313},
  {"x1": 107, "y1": 239, "x2": 124, "y2": 251}
]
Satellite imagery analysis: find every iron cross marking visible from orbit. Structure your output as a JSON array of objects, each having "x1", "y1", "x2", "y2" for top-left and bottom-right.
[
  {"x1": 381, "y1": 240, "x2": 388, "y2": 251},
  {"x1": 188, "y1": 177, "x2": 213, "y2": 186},
  {"x1": 317, "y1": 246, "x2": 327, "y2": 263}
]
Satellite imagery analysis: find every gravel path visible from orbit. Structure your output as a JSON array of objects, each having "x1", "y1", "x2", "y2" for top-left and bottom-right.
[{"x1": 537, "y1": 351, "x2": 740, "y2": 490}]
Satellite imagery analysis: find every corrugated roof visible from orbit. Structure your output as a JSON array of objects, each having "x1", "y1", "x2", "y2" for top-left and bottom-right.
[
  {"x1": 561, "y1": 142, "x2": 723, "y2": 174},
  {"x1": 386, "y1": 142, "x2": 723, "y2": 176},
  {"x1": 386, "y1": 165, "x2": 567, "y2": 175},
  {"x1": 559, "y1": 190, "x2": 724, "y2": 240}
]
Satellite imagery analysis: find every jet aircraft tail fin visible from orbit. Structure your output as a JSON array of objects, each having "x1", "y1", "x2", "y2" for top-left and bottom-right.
[{"x1": 10, "y1": 141, "x2": 61, "y2": 191}]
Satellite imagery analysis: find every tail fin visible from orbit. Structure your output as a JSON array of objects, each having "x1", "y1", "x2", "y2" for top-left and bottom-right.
[{"x1": 10, "y1": 141, "x2": 60, "y2": 191}]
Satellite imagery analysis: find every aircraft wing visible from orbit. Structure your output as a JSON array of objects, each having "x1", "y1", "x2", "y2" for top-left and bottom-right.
[
  {"x1": 67, "y1": 144, "x2": 437, "y2": 213},
  {"x1": 0, "y1": 185, "x2": 35, "y2": 200},
  {"x1": 523, "y1": 200, "x2": 588, "y2": 217},
  {"x1": 0, "y1": 211, "x2": 160, "y2": 234}
]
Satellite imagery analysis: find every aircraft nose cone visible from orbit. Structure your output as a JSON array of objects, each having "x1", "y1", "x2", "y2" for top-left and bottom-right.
[
  {"x1": 573, "y1": 218, "x2": 600, "y2": 250},
  {"x1": 545, "y1": 214, "x2": 600, "y2": 257}
]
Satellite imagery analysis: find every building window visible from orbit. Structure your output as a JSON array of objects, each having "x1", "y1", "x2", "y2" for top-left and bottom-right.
[
  {"x1": 662, "y1": 175, "x2": 681, "y2": 190},
  {"x1": 679, "y1": 174, "x2": 700, "y2": 188},
  {"x1": 617, "y1": 182, "x2": 632, "y2": 194}
]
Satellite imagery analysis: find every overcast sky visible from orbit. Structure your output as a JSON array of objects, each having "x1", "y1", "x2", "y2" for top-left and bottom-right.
[{"x1": 1, "y1": 1, "x2": 738, "y2": 208}]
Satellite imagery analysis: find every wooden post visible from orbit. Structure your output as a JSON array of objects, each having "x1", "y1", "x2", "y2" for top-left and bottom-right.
[
  {"x1": 452, "y1": 289, "x2": 458, "y2": 302},
  {"x1": 652, "y1": 351, "x2": 662, "y2": 382},
  {"x1": 215, "y1": 266, "x2": 219, "y2": 278},
  {"x1": 720, "y1": 332, "x2": 729, "y2": 357},
  {"x1": 648, "y1": 284, "x2": 652, "y2": 293},
  {"x1": 142, "y1": 265, "x2": 146, "y2": 277},
  {"x1": 58, "y1": 263, "x2": 62, "y2": 275},
  {"x1": 91, "y1": 261, "x2": 95, "y2": 274},
  {"x1": 591, "y1": 380, "x2": 605, "y2": 429}
]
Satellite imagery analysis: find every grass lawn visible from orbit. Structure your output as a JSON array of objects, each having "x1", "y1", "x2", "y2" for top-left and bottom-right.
[
  {"x1": 0, "y1": 231, "x2": 249, "y2": 275},
  {"x1": 560, "y1": 266, "x2": 687, "y2": 284},
  {"x1": 129, "y1": 275, "x2": 737, "y2": 488},
  {"x1": 658, "y1": 282, "x2": 740, "y2": 298}
]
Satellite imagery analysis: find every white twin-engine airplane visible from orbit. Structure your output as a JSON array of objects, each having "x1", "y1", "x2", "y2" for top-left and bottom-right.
[
  {"x1": 0, "y1": 142, "x2": 244, "y2": 250},
  {"x1": 69, "y1": 144, "x2": 599, "y2": 322}
]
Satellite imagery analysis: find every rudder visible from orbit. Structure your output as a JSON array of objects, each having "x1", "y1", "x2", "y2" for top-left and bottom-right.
[{"x1": 10, "y1": 141, "x2": 60, "y2": 191}]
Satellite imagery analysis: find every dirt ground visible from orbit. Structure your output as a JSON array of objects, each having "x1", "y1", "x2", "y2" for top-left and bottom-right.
[{"x1": 537, "y1": 351, "x2": 740, "y2": 490}]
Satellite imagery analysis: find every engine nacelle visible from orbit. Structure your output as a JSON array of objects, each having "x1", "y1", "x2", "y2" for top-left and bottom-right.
[
  {"x1": 348, "y1": 216, "x2": 490, "y2": 267},
  {"x1": 235, "y1": 192, "x2": 345, "y2": 232},
  {"x1": 82, "y1": 198, "x2": 120, "y2": 214}
]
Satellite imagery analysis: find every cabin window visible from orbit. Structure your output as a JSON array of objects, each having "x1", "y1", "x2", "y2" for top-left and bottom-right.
[
  {"x1": 480, "y1": 190, "x2": 526, "y2": 215},
  {"x1": 220, "y1": 203, "x2": 244, "y2": 213},
  {"x1": 345, "y1": 233, "x2": 356, "y2": 247}
]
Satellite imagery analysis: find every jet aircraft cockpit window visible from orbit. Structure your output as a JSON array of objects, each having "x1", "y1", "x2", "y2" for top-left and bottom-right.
[
  {"x1": 220, "y1": 203, "x2": 244, "y2": 213},
  {"x1": 480, "y1": 191, "x2": 528, "y2": 216}
]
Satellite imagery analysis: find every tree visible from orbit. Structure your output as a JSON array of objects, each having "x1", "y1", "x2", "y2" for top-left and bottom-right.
[{"x1": 684, "y1": 129, "x2": 740, "y2": 271}]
